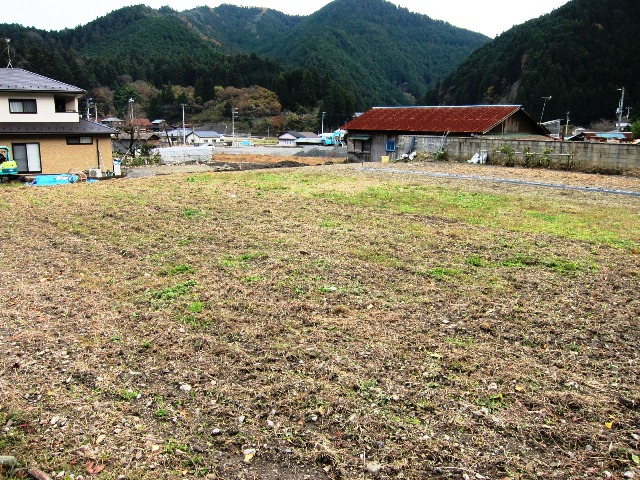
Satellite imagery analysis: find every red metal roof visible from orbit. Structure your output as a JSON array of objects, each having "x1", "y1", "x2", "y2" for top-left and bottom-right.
[{"x1": 343, "y1": 105, "x2": 523, "y2": 134}]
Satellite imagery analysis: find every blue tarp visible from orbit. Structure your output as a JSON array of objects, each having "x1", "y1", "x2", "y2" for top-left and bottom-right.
[{"x1": 32, "y1": 174, "x2": 97, "y2": 186}]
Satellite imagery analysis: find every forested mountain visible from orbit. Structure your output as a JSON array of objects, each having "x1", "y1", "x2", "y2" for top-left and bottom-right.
[
  {"x1": 0, "y1": 0, "x2": 488, "y2": 128},
  {"x1": 253, "y1": 0, "x2": 487, "y2": 108},
  {"x1": 424, "y1": 0, "x2": 640, "y2": 126}
]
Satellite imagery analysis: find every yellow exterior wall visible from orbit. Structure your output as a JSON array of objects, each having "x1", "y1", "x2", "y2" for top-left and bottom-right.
[{"x1": 0, "y1": 135, "x2": 113, "y2": 174}]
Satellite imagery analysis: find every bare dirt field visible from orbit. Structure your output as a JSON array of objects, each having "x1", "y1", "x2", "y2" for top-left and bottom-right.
[{"x1": 1, "y1": 160, "x2": 639, "y2": 480}]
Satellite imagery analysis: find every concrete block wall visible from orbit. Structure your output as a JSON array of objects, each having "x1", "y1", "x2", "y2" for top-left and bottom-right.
[{"x1": 398, "y1": 136, "x2": 640, "y2": 174}]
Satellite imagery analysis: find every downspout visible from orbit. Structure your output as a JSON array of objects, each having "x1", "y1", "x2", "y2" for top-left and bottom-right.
[{"x1": 96, "y1": 138, "x2": 103, "y2": 172}]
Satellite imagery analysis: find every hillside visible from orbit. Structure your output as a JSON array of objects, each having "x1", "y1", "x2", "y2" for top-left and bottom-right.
[
  {"x1": 425, "y1": 0, "x2": 640, "y2": 126},
  {"x1": 0, "y1": 0, "x2": 488, "y2": 115},
  {"x1": 248, "y1": 0, "x2": 488, "y2": 107},
  {"x1": 177, "y1": 5, "x2": 303, "y2": 53}
]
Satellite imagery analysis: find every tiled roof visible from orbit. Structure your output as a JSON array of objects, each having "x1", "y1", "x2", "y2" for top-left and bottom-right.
[
  {"x1": 193, "y1": 131, "x2": 221, "y2": 138},
  {"x1": 0, "y1": 119, "x2": 117, "y2": 135},
  {"x1": 343, "y1": 105, "x2": 524, "y2": 134},
  {"x1": 0, "y1": 68, "x2": 86, "y2": 94}
]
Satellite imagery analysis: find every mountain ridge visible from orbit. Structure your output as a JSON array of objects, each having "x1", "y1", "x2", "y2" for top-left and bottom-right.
[
  {"x1": 425, "y1": 0, "x2": 640, "y2": 125},
  {"x1": 0, "y1": 0, "x2": 489, "y2": 111}
]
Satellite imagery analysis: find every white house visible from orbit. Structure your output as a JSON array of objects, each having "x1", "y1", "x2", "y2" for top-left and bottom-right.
[{"x1": 187, "y1": 130, "x2": 223, "y2": 146}]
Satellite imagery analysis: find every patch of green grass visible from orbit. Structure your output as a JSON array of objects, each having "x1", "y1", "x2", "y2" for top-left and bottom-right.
[
  {"x1": 188, "y1": 301, "x2": 204, "y2": 313},
  {"x1": 477, "y1": 393, "x2": 508, "y2": 413},
  {"x1": 355, "y1": 249, "x2": 405, "y2": 269},
  {"x1": 180, "y1": 314, "x2": 209, "y2": 329},
  {"x1": 182, "y1": 208, "x2": 206, "y2": 219},
  {"x1": 295, "y1": 178, "x2": 639, "y2": 249},
  {"x1": 527, "y1": 211, "x2": 558, "y2": 223},
  {"x1": 357, "y1": 379, "x2": 392, "y2": 406},
  {"x1": 500, "y1": 254, "x2": 587, "y2": 276},
  {"x1": 319, "y1": 285, "x2": 346, "y2": 294},
  {"x1": 160, "y1": 264, "x2": 195, "y2": 276},
  {"x1": 446, "y1": 336, "x2": 476, "y2": 348},
  {"x1": 501, "y1": 254, "x2": 540, "y2": 268},
  {"x1": 151, "y1": 280, "x2": 197, "y2": 300},
  {"x1": 420, "y1": 267, "x2": 461, "y2": 280},
  {"x1": 219, "y1": 251, "x2": 267, "y2": 268},
  {"x1": 120, "y1": 389, "x2": 140, "y2": 401},
  {"x1": 165, "y1": 439, "x2": 190, "y2": 454},
  {"x1": 155, "y1": 408, "x2": 170, "y2": 419},
  {"x1": 465, "y1": 255, "x2": 487, "y2": 267}
]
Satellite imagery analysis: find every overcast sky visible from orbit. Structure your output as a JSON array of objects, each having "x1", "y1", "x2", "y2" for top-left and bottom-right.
[{"x1": 4, "y1": 0, "x2": 570, "y2": 38}]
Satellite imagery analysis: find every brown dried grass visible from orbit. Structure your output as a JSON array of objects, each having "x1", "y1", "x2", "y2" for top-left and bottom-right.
[{"x1": 0, "y1": 163, "x2": 639, "y2": 480}]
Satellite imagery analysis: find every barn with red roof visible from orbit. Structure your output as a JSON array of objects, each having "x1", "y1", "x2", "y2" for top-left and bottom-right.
[{"x1": 342, "y1": 105, "x2": 549, "y2": 163}]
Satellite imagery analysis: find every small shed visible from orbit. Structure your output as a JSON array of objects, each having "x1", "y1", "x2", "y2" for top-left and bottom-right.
[{"x1": 342, "y1": 105, "x2": 548, "y2": 162}]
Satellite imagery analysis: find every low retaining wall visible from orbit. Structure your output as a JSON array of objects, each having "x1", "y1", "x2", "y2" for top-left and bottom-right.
[{"x1": 398, "y1": 136, "x2": 640, "y2": 174}]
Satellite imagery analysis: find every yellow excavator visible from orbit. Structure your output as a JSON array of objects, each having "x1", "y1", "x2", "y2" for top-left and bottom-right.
[{"x1": 0, "y1": 145, "x2": 19, "y2": 182}]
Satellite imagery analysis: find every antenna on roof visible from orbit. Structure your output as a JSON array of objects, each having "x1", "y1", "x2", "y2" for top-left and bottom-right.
[{"x1": 5, "y1": 38, "x2": 13, "y2": 68}]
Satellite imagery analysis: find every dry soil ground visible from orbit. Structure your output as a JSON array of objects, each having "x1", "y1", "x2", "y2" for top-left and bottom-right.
[{"x1": 1, "y1": 159, "x2": 639, "y2": 480}]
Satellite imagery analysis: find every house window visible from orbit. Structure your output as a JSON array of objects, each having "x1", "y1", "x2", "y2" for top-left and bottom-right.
[
  {"x1": 67, "y1": 136, "x2": 93, "y2": 145},
  {"x1": 386, "y1": 140, "x2": 396, "y2": 152},
  {"x1": 353, "y1": 139, "x2": 371, "y2": 153},
  {"x1": 55, "y1": 97, "x2": 66, "y2": 113},
  {"x1": 12, "y1": 143, "x2": 42, "y2": 173},
  {"x1": 9, "y1": 99, "x2": 37, "y2": 114}
]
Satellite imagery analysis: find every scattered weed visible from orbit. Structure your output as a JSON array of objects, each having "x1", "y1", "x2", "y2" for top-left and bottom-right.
[
  {"x1": 151, "y1": 280, "x2": 197, "y2": 300},
  {"x1": 446, "y1": 336, "x2": 476, "y2": 347},
  {"x1": 188, "y1": 301, "x2": 204, "y2": 313},
  {"x1": 478, "y1": 393, "x2": 508, "y2": 413},
  {"x1": 120, "y1": 389, "x2": 140, "y2": 401},
  {"x1": 155, "y1": 408, "x2": 170, "y2": 419},
  {"x1": 466, "y1": 255, "x2": 487, "y2": 267},
  {"x1": 160, "y1": 264, "x2": 195, "y2": 276},
  {"x1": 182, "y1": 208, "x2": 205, "y2": 219}
]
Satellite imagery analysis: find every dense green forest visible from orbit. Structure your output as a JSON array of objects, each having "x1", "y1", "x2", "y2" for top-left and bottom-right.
[
  {"x1": 425, "y1": 0, "x2": 640, "y2": 126},
  {"x1": 255, "y1": 0, "x2": 488, "y2": 108},
  {"x1": 0, "y1": 0, "x2": 487, "y2": 132}
]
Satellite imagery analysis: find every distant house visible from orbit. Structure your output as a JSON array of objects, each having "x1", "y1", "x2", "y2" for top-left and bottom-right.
[
  {"x1": 0, "y1": 68, "x2": 117, "y2": 174},
  {"x1": 132, "y1": 118, "x2": 153, "y2": 133},
  {"x1": 278, "y1": 131, "x2": 322, "y2": 146},
  {"x1": 102, "y1": 117, "x2": 124, "y2": 129},
  {"x1": 151, "y1": 119, "x2": 170, "y2": 132},
  {"x1": 568, "y1": 131, "x2": 633, "y2": 143},
  {"x1": 278, "y1": 132, "x2": 298, "y2": 146},
  {"x1": 187, "y1": 130, "x2": 223, "y2": 146},
  {"x1": 342, "y1": 105, "x2": 549, "y2": 162},
  {"x1": 164, "y1": 128, "x2": 192, "y2": 145},
  {"x1": 114, "y1": 131, "x2": 162, "y2": 154}
]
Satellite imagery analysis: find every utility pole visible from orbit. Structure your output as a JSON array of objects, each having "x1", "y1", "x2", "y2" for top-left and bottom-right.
[
  {"x1": 5, "y1": 38, "x2": 12, "y2": 68},
  {"x1": 128, "y1": 98, "x2": 135, "y2": 158},
  {"x1": 86, "y1": 98, "x2": 92, "y2": 121},
  {"x1": 181, "y1": 103, "x2": 187, "y2": 145},
  {"x1": 564, "y1": 111, "x2": 570, "y2": 139},
  {"x1": 321, "y1": 111, "x2": 326, "y2": 135},
  {"x1": 232, "y1": 107, "x2": 238, "y2": 147},
  {"x1": 540, "y1": 96, "x2": 552, "y2": 124},
  {"x1": 616, "y1": 87, "x2": 625, "y2": 132}
]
